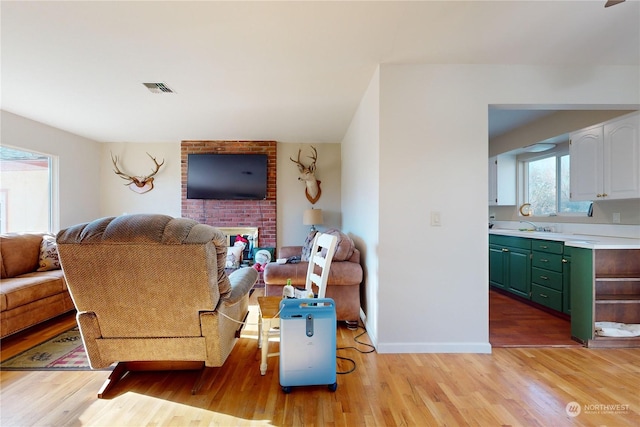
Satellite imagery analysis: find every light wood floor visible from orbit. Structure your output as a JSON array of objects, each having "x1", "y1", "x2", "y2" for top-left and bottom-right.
[{"x1": 1, "y1": 290, "x2": 639, "y2": 426}]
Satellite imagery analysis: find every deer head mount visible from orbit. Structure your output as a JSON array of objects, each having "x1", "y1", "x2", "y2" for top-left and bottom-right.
[
  {"x1": 111, "y1": 152, "x2": 164, "y2": 194},
  {"x1": 290, "y1": 146, "x2": 321, "y2": 204}
]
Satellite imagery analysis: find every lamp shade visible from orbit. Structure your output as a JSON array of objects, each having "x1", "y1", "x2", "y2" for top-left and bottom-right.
[{"x1": 303, "y1": 208, "x2": 323, "y2": 226}]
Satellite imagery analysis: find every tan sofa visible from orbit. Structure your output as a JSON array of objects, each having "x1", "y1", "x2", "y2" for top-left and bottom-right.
[
  {"x1": 1, "y1": 233, "x2": 74, "y2": 338},
  {"x1": 56, "y1": 214, "x2": 258, "y2": 372},
  {"x1": 263, "y1": 229, "x2": 363, "y2": 327}
]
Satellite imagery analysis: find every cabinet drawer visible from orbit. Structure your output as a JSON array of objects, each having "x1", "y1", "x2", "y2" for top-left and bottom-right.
[
  {"x1": 532, "y1": 252, "x2": 563, "y2": 272},
  {"x1": 531, "y1": 284, "x2": 562, "y2": 312},
  {"x1": 531, "y1": 267, "x2": 563, "y2": 291},
  {"x1": 531, "y1": 239, "x2": 563, "y2": 254},
  {"x1": 489, "y1": 235, "x2": 531, "y2": 250}
]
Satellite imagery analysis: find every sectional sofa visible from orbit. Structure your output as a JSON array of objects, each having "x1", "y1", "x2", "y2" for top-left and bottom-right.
[{"x1": 0, "y1": 233, "x2": 74, "y2": 338}]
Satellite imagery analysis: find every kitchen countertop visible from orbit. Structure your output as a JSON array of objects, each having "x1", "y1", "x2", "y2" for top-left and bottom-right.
[{"x1": 489, "y1": 228, "x2": 640, "y2": 250}]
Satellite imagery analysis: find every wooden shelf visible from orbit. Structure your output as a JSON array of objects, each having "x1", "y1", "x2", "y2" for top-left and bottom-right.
[
  {"x1": 588, "y1": 336, "x2": 640, "y2": 349},
  {"x1": 595, "y1": 275, "x2": 640, "y2": 281},
  {"x1": 589, "y1": 249, "x2": 640, "y2": 347},
  {"x1": 596, "y1": 294, "x2": 640, "y2": 302}
]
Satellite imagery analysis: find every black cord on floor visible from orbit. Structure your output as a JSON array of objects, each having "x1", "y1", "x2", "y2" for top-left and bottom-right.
[{"x1": 336, "y1": 322, "x2": 375, "y2": 375}]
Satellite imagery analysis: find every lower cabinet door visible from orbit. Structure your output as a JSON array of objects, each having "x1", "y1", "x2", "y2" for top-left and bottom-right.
[
  {"x1": 507, "y1": 249, "x2": 530, "y2": 298},
  {"x1": 489, "y1": 245, "x2": 506, "y2": 289},
  {"x1": 531, "y1": 284, "x2": 562, "y2": 311}
]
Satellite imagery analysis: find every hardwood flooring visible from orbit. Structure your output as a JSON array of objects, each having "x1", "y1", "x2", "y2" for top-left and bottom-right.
[
  {"x1": 489, "y1": 289, "x2": 581, "y2": 348},
  {"x1": 1, "y1": 290, "x2": 639, "y2": 426}
]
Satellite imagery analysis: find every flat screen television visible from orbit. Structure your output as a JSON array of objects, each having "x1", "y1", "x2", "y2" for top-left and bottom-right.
[{"x1": 186, "y1": 153, "x2": 268, "y2": 200}]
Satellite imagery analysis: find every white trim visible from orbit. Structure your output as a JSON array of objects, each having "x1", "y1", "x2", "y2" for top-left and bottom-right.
[
  {"x1": 376, "y1": 342, "x2": 492, "y2": 354},
  {"x1": 50, "y1": 155, "x2": 60, "y2": 232},
  {"x1": 360, "y1": 307, "x2": 378, "y2": 350}
]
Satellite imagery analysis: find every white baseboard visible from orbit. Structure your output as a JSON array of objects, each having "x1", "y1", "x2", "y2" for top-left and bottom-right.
[
  {"x1": 376, "y1": 342, "x2": 492, "y2": 354},
  {"x1": 358, "y1": 308, "x2": 491, "y2": 354}
]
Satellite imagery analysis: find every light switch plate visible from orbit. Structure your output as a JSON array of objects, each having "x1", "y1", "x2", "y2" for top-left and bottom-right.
[{"x1": 431, "y1": 211, "x2": 441, "y2": 226}]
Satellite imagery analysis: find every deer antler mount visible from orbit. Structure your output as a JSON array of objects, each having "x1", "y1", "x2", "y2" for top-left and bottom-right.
[
  {"x1": 111, "y1": 152, "x2": 164, "y2": 194},
  {"x1": 290, "y1": 146, "x2": 321, "y2": 204}
]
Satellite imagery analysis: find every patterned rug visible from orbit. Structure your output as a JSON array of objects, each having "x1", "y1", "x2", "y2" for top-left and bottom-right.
[
  {"x1": 0, "y1": 327, "x2": 99, "y2": 371},
  {"x1": 2, "y1": 305, "x2": 261, "y2": 371},
  {"x1": 2, "y1": 301, "x2": 262, "y2": 371}
]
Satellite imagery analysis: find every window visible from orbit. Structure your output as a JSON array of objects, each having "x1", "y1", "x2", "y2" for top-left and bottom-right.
[
  {"x1": 0, "y1": 146, "x2": 53, "y2": 233},
  {"x1": 521, "y1": 149, "x2": 591, "y2": 216}
]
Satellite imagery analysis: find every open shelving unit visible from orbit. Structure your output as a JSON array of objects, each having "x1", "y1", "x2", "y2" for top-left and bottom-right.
[{"x1": 591, "y1": 249, "x2": 640, "y2": 348}]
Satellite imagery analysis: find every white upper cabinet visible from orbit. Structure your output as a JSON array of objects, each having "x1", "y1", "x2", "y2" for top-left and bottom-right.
[
  {"x1": 570, "y1": 112, "x2": 640, "y2": 201},
  {"x1": 489, "y1": 154, "x2": 516, "y2": 206},
  {"x1": 570, "y1": 125, "x2": 604, "y2": 201},
  {"x1": 604, "y1": 114, "x2": 640, "y2": 199}
]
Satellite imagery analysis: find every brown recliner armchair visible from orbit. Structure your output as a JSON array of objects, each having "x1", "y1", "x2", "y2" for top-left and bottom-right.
[
  {"x1": 57, "y1": 214, "x2": 258, "y2": 396},
  {"x1": 263, "y1": 229, "x2": 363, "y2": 328}
]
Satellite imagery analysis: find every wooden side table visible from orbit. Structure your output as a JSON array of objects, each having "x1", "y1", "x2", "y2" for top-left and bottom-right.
[{"x1": 257, "y1": 296, "x2": 282, "y2": 375}]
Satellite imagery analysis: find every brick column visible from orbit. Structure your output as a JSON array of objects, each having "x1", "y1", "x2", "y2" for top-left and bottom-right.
[{"x1": 181, "y1": 141, "x2": 277, "y2": 249}]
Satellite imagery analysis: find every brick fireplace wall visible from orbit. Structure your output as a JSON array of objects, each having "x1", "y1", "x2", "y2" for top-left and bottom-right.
[{"x1": 181, "y1": 141, "x2": 277, "y2": 249}]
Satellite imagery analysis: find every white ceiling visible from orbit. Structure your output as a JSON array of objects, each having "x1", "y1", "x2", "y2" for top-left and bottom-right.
[{"x1": 2, "y1": 1, "x2": 639, "y2": 144}]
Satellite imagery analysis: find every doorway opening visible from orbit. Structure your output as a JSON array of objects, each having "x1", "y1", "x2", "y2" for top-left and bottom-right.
[{"x1": 489, "y1": 288, "x2": 580, "y2": 347}]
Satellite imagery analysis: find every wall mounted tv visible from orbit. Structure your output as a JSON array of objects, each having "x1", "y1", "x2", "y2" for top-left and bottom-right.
[{"x1": 186, "y1": 154, "x2": 268, "y2": 200}]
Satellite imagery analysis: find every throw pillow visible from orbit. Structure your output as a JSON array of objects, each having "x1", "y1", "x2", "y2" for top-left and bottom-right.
[
  {"x1": 321, "y1": 228, "x2": 355, "y2": 261},
  {"x1": 226, "y1": 245, "x2": 243, "y2": 269},
  {"x1": 300, "y1": 230, "x2": 318, "y2": 261},
  {"x1": 37, "y1": 235, "x2": 61, "y2": 271}
]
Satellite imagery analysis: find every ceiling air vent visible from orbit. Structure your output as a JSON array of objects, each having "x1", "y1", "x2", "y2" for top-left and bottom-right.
[{"x1": 143, "y1": 82, "x2": 175, "y2": 94}]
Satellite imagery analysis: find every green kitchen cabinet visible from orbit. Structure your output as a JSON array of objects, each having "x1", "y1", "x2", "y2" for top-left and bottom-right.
[
  {"x1": 570, "y1": 247, "x2": 593, "y2": 343},
  {"x1": 506, "y1": 248, "x2": 531, "y2": 298},
  {"x1": 489, "y1": 235, "x2": 531, "y2": 298},
  {"x1": 571, "y1": 247, "x2": 640, "y2": 347},
  {"x1": 530, "y1": 239, "x2": 564, "y2": 312},
  {"x1": 562, "y1": 247, "x2": 571, "y2": 315},
  {"x1": 489, "y1": 244, "x2": 507, "y2": 289}
]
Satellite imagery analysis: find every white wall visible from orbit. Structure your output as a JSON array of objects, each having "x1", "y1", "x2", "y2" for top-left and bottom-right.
[
  {"x1": 277, "y1": 143, "x2": 342, "y2": 248},
  {"x1": 347, "y1": 64, "x2": 639, "y2": 353},
  {"x1": 1, "y1": 113, "x2": 343, "y2": 245},
  {"x1": 102, "y1": 141, "x2": 342, "y2": 249},
  {"x1": 341, "y1": 67, "x2": 380, "y2": 344},
  {"x1": 1, "y1": 110, "x2": 102, "y2": 231},
  {"x1": 101, "y1": 142, "x2": 182, "y2": 218}
]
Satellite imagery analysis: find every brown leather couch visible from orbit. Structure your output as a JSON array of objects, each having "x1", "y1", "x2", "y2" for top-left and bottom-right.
[
  {"x1": 1, "y1": 233, "x2": 74, "y2": 338},
  {"x1": 263, "y1": 230, "x2": 363, "y2": 327}
]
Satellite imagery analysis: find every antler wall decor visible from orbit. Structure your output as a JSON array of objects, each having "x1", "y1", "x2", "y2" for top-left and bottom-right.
[
  {"x1": 290, "y1": 146, "x2": 321, "y2": 204},
  {"x1": 111, "y1": 152, "x2": 165, "y2": 194}
]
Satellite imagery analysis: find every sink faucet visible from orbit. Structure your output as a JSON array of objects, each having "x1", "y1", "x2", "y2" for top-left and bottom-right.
[{"x1": 520, "y1": 220, "x2": 542, "y2": 231}]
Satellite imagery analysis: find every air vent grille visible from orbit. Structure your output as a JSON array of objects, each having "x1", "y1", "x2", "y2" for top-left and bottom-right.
[{"x1": 143, "y1": 82, "x2": 175, "y2": 93}]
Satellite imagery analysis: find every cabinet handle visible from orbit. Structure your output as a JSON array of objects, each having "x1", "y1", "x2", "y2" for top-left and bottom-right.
[
  {"x1": 539, "y1": 245, "x2": 548, "y2": 249},
  {"x1": 602, "y1": 193, "x2": 608, "y2": 197},
  {"x1": 539, "y1": 293, "x2": 548, "y2": 298},
  {"x1": 596, "y1": 194, "x2": 603, "y2": 198},
  {"x1": 502, "y1": 248, "x2": 509, "y2": 252},
  {"x1": 562, "y1": 259, "x2": 568, "y2": 263},
  {"x1": 540, "y1": 275, "x2": 549, "y2": 280},
  {"x1": 540, "y1": 258, "x2": 549, "y2": 262}
]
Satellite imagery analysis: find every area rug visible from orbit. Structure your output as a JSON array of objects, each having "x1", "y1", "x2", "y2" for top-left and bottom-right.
[
  {"x1": 0, "y1": 327, "x2": 99, "y2": 371},
  {"x1": 2, "y1": 305, "x2": 262, "y2": 371}
]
